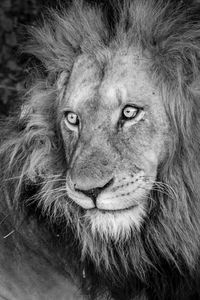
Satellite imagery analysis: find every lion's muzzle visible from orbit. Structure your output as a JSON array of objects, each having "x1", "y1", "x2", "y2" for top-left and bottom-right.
[{"x1": 74, "y1": 177, "x2": 114, "y2": 205}]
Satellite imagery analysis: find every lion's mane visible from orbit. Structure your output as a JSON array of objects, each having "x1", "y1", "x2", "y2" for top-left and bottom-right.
[{"x1": 1, "y1": 0, "x2": 200, "y2": 299}]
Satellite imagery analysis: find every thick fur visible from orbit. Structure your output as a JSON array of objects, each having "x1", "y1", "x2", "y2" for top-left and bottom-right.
[{"x1": 1, "y1": 0, "x2": 200, "y2": 299}]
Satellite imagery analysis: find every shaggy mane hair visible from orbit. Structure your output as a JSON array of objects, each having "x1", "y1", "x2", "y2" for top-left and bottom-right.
[{"x1": 1, "y1": 0, "x2": 200, "y2": 299}]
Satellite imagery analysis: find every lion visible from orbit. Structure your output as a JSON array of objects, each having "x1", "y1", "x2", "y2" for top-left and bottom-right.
[{"x1": 0, "y1": 0, "x2": 200, "y2": 299}]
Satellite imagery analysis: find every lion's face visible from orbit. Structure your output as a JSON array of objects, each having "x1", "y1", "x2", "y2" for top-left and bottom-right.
[{"x1": 59, "y1": 48, "x2": 169, "y2": 239}]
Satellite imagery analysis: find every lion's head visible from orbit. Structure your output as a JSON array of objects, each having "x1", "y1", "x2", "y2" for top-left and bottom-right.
[
  {"x1": 62, "y1": 47, "x2": 169, "y2": 231},
  {"x1": 1, "y1": 0, "x2": 200, "y2": 299}
]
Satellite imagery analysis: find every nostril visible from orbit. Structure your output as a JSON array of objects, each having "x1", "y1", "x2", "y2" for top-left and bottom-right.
[{"x1": 74, "y1": 178, "x2": 114, "y2": 205}]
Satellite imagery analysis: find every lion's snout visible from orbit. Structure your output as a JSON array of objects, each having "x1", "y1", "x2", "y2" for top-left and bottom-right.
[{"x1": 74, "y1": 177, "x2": 114, "y2": 204}]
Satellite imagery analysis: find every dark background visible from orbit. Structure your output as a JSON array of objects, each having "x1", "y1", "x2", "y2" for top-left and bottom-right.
[
  {"x1": 0, "y1": 0, "x2": 60, "y2": 116},
  {"x1": 0, "y1": 0, "x2": 199, "y2": 116}
]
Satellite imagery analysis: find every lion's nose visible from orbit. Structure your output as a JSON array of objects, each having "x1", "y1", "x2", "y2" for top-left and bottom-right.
[{"x1": 74, "y1": 178, "x2": 114, "y2": 204}]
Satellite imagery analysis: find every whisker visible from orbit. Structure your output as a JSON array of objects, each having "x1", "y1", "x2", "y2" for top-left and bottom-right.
[
  {"x1": 140, "y1": 176, "x2": 177, "y2": 200},
  {"x1": 3, "y1": 230, "x2": 15, "y2": 239}
]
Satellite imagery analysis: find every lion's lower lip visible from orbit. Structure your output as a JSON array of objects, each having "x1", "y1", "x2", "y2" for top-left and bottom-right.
[{"x1": 90, "y1": 205, "x2": 138, "y2": 213}]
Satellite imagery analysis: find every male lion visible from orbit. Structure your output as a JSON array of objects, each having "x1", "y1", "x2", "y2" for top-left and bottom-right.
[{"x1": 0, "y1": 0, "x2": 200, "y2": 299}]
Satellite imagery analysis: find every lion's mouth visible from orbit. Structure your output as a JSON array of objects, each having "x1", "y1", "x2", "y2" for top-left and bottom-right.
[
  {"x1": 67, "y1": 189, "x2": 140, "y2": 211},
  {"x1": 65, "y1": 176, "x2": 149, "y2": 212},
  {"x1": 66, "y1": 184, "x2": 143, "y2": 210},
  {"x1": 65, "y1": 169, "x2": 152, "y2": 213}
]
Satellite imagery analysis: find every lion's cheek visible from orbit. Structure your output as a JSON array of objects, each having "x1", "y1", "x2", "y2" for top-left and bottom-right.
[{"x1": 142, "y1": 149, "x2": 159, "y2": 178}]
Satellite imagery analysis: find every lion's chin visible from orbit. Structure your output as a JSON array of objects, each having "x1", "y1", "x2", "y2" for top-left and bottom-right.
[{"x1": 83, "y1": 205, "x2": 145, "y2": 241}]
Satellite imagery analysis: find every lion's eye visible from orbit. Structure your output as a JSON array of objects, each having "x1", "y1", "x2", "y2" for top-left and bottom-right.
[
  {"x1": 64, "y1": 111, "x2": 80, "y2": 130},
  {"x1": 122, "y1": 106, "x2": 140, "y2": 120},
  {"x1": 66, "y1": 112, "x2": 79, "y2": 125},
  {"x1": 120, "y1": 105, "x2": 145, "y2": 127}
]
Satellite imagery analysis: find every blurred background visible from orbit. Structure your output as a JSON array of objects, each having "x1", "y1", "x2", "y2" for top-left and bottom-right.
[
  {"x1": 0, "y1": 0, "x2": 60, "y2": 116},
  {"x1": 0, "y1": 0, "x2": 199, "y2": 116}
]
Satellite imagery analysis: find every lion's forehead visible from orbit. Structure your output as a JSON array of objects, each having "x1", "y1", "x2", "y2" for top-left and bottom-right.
[
  {"x1": 63, "y1": 56, "x2": 102, "y2": 109},
  {"x1": 62, "y1": 48, "x2": 160, "y2": 113}
]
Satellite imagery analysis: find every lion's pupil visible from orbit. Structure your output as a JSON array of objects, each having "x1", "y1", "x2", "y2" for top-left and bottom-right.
[{"x1": 68, "y1": 113, "x2": 78, "y2": 125}]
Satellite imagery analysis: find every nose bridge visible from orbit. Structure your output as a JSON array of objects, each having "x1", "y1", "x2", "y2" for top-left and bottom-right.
[
  {"x1": 84, "y1": 122, "x2": 113, "y2": 163},
  {"x1": 69, "y1": 127, "x2": 115, "y2": 190},
  {"x1": 81, "y1": 113, "x2": 109, "y2": 146},
  {"x1": 74, "y1": 141, "x2": 111, "y2": 176},
  {"x1": 90, "y1": 125, "x2": 108, "y2": 148}
]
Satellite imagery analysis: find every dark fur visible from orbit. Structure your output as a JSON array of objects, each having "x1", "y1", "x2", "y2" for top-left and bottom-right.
[{"x1": 1, "y1": 0, "x2": 200, "y2": 299}]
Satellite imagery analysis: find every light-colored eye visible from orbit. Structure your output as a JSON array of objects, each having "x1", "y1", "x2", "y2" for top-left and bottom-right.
[
  {"x1": 64, "y1": 111, "x2": 80, "y2": 130},
  {"x1": 122, "y1": 105, "x2": 140, "y2": 120}
]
